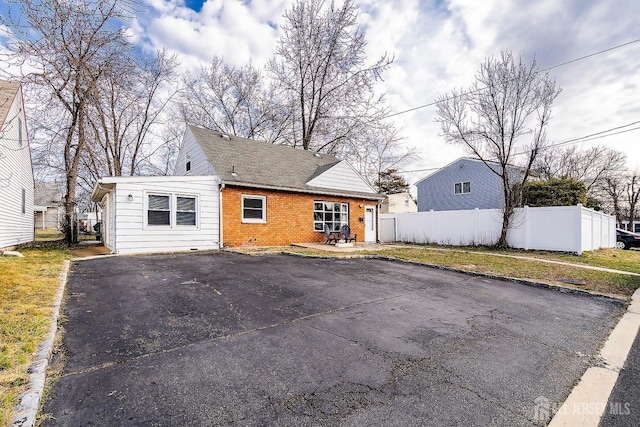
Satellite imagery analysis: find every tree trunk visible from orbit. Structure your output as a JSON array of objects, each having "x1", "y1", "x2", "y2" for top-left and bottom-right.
[
  {"x1": 64, "y1": 175, "x2": 78, "y2": 244},
  {"x1": 496, "y1": 207, "x2": 511, "y2": 249}
]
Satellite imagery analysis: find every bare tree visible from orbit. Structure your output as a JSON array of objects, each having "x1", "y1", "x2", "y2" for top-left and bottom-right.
[
  {"x1": 3, "y1": 0, "x2": 137, "y2": 243},
  {"x1": 624, "y1": 172, "x2": 640, "y2": 230},
  {"x1": 267, "y1": 0, "x2": 410, "y2": 180},
  {"x1": 601, "y1": 173, "x2": 627, "y2": 227},
  {"x1": 85, "y1": 48, "x2": 178, "y2": 177},
  {"x1": 436, "y1": 51, "x2": 561, "y2": 248},
  {"x1": 179, "y1": 56, "x2": 289, "y2": 144},
  {"x1": 534, "y1": 146, "x2": 626, "y2": 192}
]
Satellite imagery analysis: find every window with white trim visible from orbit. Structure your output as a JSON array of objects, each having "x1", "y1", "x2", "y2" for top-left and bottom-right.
[
  {"x1": 242, "y1": 195, "x2": 266, "y2": 223},
  {"x1": 21, "y1": 188, "x2": 26, "y2": 214},
  {"x1": 454, "y1": 181, "x2": 471, "y2": 195},
  {"x1": 147, "y1": 194, "x2": 171, "y2": 226},
  {"x1": 146, "y1": 193, "x2": 198, "y2": 227},
  {"x1": 314, "y1": 201, "x2": 348, "y2": 232},
  {"x1": 176, "y1": 196, "x2": 196, "y2": 226}
]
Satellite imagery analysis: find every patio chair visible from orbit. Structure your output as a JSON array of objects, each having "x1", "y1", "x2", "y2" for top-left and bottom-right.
[
  {"x1": 340, "y1": 224, "x2": 357, "y2": 243},
  {"x1": 324, "y1": 224, "x2": 339, "y2": 244}
]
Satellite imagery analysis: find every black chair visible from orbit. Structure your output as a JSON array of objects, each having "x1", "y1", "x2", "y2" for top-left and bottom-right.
[
  {"x1": 324, "y1": 224, "x2": 339, "y2": 244},
  {"x1": 340, "y1": 224, "x2": 357, "y2": 243}
]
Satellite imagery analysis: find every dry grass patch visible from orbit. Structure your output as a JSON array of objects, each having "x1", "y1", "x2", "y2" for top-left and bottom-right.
[
  {"x1": 0, "y1": 247, "x2": 69, "y2": 425},
  {"x1": 34, "y1": 229, "x2": 64, "y2": 242},
  {"x1": 370, "y1": 248, "x2": 640, "y2": 297},
  {"x1": 276, "y1": 246, "x2": 640, "y2": 298},
  {"x1": 410, "y1": 244, "x2": 640, "y2": 275}
]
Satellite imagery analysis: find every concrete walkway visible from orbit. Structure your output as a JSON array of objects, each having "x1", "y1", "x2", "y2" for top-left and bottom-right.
[{"x1": 70, "y1": 242, "x2": 111, "y2": 258}]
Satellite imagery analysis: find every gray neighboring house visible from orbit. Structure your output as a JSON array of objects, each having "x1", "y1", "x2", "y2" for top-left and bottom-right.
[
  {"x1": 416, "y1": 157, "x2": 524, "y2": 212},
  {"x1": 34, "y1": 182, "x2": 64, "y2": 230}
]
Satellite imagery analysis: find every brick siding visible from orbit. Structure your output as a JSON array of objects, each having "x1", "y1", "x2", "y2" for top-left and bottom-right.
[{"x1": 221, "y1": 186, "x2": 377, "y2": 247}]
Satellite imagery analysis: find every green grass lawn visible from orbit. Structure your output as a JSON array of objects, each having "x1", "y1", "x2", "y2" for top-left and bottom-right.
[{"x1": 0, "y1": 247, "x2": 69, "y2": 426}]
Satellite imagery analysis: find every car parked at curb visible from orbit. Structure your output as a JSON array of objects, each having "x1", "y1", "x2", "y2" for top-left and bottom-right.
[{"x1": 616, "y1": 229, "x2": 640, "y2": 250}]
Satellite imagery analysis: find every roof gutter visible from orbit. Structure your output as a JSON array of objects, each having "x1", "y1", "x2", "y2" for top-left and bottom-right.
[
  {"x1": 220, "y1": 181, "x2": 384, "y2": 201},
  {"x1": 89, "y1": 181, "x2": 116, "y2": 202}
]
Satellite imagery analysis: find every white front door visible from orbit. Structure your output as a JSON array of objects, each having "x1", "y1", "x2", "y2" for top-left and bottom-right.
[{"x1": 364, "y1": 205, "x2": 376, "y2": 243}]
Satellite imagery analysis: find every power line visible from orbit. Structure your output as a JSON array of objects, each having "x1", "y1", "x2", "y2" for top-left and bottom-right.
[
  {"x1": 541, "y1": 39, "x2": 640, "y2": 72},
  {"x1": 383, "y1": 38, "x2": 640, "y2": 120},
  {"x1": 400, "y1": 120, "x2": 640, "y2": 175},
  {"x1": 514, "y1": 120, "x2": 640, "y2": 155}
]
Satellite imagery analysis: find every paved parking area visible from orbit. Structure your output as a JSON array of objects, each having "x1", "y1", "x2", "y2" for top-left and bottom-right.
[{"x1": 42, "y1": 252, "x2": 624, "y2": 426}]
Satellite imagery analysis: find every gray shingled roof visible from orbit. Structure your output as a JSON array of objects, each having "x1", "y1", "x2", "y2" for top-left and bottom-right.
[
  {"x1": 0, "y1": 80, "x2": 20, "y2": 129},
  {"x1": 189, "y1": 126, "x2": 380, "y2": 199}
]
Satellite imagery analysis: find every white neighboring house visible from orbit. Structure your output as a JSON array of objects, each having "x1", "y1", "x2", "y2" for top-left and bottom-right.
[
  {"x1": 381, "y1": 192, "x2": 417, "y2": 213},
  {"x1": 0, "y1": 81, "x2": 34, "y2": 249},
  {"x1": 34, "y1": 182, "x2": 64, "y2": 230},
  {"x1": 77, "y1": 211, "x2": 100, "y2": 233}
]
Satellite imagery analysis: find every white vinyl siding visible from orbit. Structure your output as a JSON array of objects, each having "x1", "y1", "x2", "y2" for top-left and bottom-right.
[
  {"x1": 307, "y1": 161, "x2": 377, "y2": 194},
  {"x1": 242, "y1": 195, "x2": 266, "y2": 223},
  {"x1": 35, "y1": 206, "x2": 63, "y2": 229},
  {"x1": 174, "y1": 128, "x2": 216, "y2": 176},
  {"x1": 0, "y1": 84, "x2": 34, "y2": 249},
  {"x1": 95, "y1": 176, "x2": 219, "y2": 255}
]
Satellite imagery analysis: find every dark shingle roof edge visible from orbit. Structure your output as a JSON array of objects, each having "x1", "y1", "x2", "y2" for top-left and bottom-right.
[
  {"x1": 189, "y1": 125, "x2": 382, "y2": 199},
  {"x1": 224, "y1": 181, "x2": 384, "y2": 200}
]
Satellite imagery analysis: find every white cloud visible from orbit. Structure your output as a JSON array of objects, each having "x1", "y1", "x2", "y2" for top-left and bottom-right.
[
  {"x1": 124, "y1": 0, "x2": 640, "y2": 176},
  {"x1": 133, "y1": 0, "x2": 286, "y2": 70}
]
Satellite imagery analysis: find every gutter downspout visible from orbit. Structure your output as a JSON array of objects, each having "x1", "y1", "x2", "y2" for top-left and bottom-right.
[
  {"x1": 377, "y1": 200, "x2": 382, "y2": 243},
  {"x1": 219, "y1": 182, "x2": 225, "y2": 249}
]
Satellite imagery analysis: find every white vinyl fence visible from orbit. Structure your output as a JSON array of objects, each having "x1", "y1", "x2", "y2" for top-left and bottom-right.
[{"x1": 380, "y1": 204, "x2": 616, "y2": 254}]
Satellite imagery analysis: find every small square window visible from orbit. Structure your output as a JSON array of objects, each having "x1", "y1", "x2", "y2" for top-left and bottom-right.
[
  {"x1": 454, "y1": 181, "x2": 471, "y2": 195},
  {"x1": 242, "y1": 195, "x2": 266, "y2": 223}
]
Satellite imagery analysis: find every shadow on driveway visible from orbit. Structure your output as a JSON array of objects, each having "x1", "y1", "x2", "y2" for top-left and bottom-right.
[{"x1": 42, "y1": 252, "x2": 624, "y2": 426}]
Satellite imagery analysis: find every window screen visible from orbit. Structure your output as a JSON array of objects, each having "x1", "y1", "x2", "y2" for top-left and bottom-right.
[
  {"x1": 148, "y1": 194, "x2": 170, "y2": 225},
  {"x1": 176, "y1": 196, "x2": 196, "y2": 226}
]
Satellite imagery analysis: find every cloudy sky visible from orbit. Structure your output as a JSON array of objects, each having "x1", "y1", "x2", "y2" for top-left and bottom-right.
[{"x1": 5, "y1": 0, "x2": 640, "y2": 188}]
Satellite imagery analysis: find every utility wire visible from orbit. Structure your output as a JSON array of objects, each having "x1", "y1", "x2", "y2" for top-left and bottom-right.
[
  {"x1": 400, "y1": 120, "x2": 640, "y2": 174},
  {"x1": 383, "y1": 38, "x2": 640, "y2": 120},
  {"x1": 513, "y1": 120, "x2": 640, "y2": 155}
]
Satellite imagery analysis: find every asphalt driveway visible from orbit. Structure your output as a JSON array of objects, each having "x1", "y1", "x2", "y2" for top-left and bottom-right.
[{"x1": 42, "y1": 252, "x2": 624, "y2": 426}]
